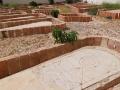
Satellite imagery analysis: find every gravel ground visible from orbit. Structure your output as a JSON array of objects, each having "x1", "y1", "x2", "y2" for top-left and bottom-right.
[
  {"x1": 0, "y1": 16, "x2": 120, "y2": 58},
  {"x1": 67, "y1": 16, "x2": 120, "y2": 39},
  {"x1": 0, "y1": 34, "x2": 54, "y2": 58}
]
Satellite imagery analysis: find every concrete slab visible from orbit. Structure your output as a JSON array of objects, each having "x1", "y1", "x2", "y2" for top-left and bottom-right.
[{"x1": 0, "y1": 47, "x2": 120, "y2": 90}]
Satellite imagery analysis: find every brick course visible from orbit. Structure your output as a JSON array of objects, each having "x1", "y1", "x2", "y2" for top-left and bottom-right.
[
  {"x1": 59, "y1": 13, "x2": 92, "y2": 22},
  {"x1": 99, "y1": 10, "x2": 120, "y2": 19},
  {"x1": 0, "y1": 18, "x2": 66, "y2": 38}
]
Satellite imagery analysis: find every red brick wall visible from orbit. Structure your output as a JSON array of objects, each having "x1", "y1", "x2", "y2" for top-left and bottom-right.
[
  {"x1": 33, "y1": 9, "x2": 53, "y2": 15},
  {"x1": 99, "y1": 10, "x2": 120, "y2": 19},
  {"x1": 59, "y1": 13, "x2": 92, "y2": 22},
  {"x1": 1, "y1": 18, "x2": 66, "y2": 38}
]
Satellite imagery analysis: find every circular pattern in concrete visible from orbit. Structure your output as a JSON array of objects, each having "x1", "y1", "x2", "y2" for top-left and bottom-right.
[{"x1": 0, "y1": 47, "x2": 120, "y2": 90}]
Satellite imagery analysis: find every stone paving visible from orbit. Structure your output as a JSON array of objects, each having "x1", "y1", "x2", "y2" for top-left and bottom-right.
[{"x1": 0, "y1": 47, "x2": 120, "y2": 90}]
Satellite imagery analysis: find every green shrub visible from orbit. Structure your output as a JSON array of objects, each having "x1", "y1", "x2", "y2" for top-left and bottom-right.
[
  {"x1": 29, "y1": 1, "x2": 38, "y2": 7},
  {"x1": 65, "y1": 0, "x2": 74, "y2": 4},
  {"x1": 66, "y1": 31, "x2": 78, "y2": 43},
  {"x1": 102, "y1": 3, "x2": 120, "y2": 10},
  {"x1": 48, "y1": 0, "x2": 54, "y2": 4},
  {"x1": 52, "y1": 28, "x2": 78, "y2": 44},
  {"x1": 74, "y1": 0, "x2": 81, "y2": 3},
  {"x1": 88, "y1": 6, "x2": 99, "y2": 15},
  {"x1": 51, "y1": 9, "x2": 60, "y2": 18},
  {"x1": 65, "y1": 0, "x2": 81, "y2": 4}
]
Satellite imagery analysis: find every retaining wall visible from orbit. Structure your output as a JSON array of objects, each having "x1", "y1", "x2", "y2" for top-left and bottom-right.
[
  {"x1": 32, "y1": 8, "x2": 53, "y2": 15},
  {"x1": 0, "y1": 18, "x2": 66, "y2": 38},
  {"x1": 0, "y1": 17, "x2": 49, "y2": 29},
  {"x1": 59, "y1": 13, "x2": 92, "y2": 22},
  {"x1": 99, "y1": 10, "x2": 120, "y2": 19}
]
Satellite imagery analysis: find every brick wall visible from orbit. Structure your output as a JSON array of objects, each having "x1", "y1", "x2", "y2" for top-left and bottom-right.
[
  {"x1": 0, "y1": 18, "x2": 66, "y2": 38},
  {"x1": 99, "y1": 10, "x2": 120, "y2": 19},
  {"x1": 59, "y1": 13, "x2": 92, "y2": 22}
]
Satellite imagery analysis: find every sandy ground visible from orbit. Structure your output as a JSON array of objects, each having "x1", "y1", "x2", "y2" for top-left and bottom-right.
[
  {"x1": 0, "y1": 34, "x2": 54, "y2": 58},
  {"x1": 0, "y1": 47, "x2": 120, "y2": 90},
  {"x1": 67, "y1": 16, "x2": 120, "y2": 39}
]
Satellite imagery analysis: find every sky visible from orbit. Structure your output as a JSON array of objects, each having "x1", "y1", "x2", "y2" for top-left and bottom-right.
[{"x1": 86, "y1": 0, "x2": 120, "y2": 4}]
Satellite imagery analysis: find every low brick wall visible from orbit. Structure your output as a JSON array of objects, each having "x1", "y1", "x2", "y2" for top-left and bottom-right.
[
  {"x1": 0, "y1": 18, "x2": 66, "y2": 38},
  {"x1": 0, "y1": 13, "x2": 47, "y2": 22},
  {"x1": 0, "y1": 17, "x2": 50, "y2": 29},
  {"x1": 0, "y1": 36, "x2": 120, "y2": 89},
  {"x1": 32, "y1": 8, "x2": 53, "y2": 15},
  {"x1": 0, "y1": 14, "x2": 31, "y2": 20},
  {"x1": 99, "y1": 10, "x2": 120, "y2": 19},
  {"x1": 58, "y1": 13, "x2": 92, "y2": 22}
]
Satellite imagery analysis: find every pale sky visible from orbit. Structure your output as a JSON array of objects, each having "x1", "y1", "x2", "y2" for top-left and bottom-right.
[{"x1": 86, "y1": 0, "x2": 120, "y2": 4}]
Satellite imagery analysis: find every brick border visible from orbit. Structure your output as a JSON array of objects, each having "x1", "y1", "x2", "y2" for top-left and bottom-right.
[
  {"x1": 0, "y1": 13, "x2": 47, "y2": 22},
  {"x1": 0, "y1": 13, "x2": 47, "y2": 28},
  {"x1": 0, "y1": 36, "x2": 120, "y2": 89},
  {"x1": 99, "y1": 10, "x2": 120, "y2": 19},
  {"x1": 0, "y1": 17, "x2": 49, "y2": 29},
  {"x1": 32, "y1": 8, "x2": 53, "y2": 15},
  {"x1": 0, "y1": 18, "x2": 66, "y2": 38},
  {"x1": 58, "y1": 13, "x2": 92, "y2": 22}
]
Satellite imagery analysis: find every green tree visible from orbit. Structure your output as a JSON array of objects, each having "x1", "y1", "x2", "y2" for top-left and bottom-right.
[{"x1": 48, "y1": 0, "x2": 54, "y2": 4}]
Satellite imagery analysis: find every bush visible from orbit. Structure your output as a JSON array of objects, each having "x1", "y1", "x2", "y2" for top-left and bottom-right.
[
  {"x1": 29, "y1": 1, "x2": 38, "y2": 7},
  {"x1": 66, "y1": 31, "x2": 78, "y2": 43},
  {"x1": 74, "y1": 0, "x2": 81, "y2": 3},
  {"x1": 48, "y1": 0, "x2": 54, "y2": 4},
  {"x1": 102, "y1": 3, "x2": 120, "y2": 10},
  {"x1": 51, "y1": 9, "x2": 60, "y2": 18},
  {"x1": 88, "y1": 6, "x2": 99, "y2": 15},
  {"x1": 65, "y1": 0, "x2": 81, "y2": 4},
  {"x1": 65, "y1": 0, "x2": 74, "y2": 4},
  {"x1": 52, "y1": 28, "x2": 78, "y2": 44}
]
